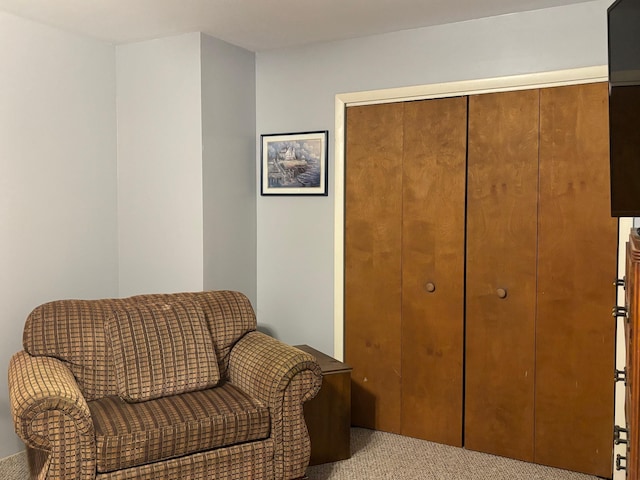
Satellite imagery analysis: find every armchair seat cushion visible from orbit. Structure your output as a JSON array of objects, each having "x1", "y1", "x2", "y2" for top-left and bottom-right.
[{"x1": 88, "y1": 382, "x2": 270, "y2": 473}]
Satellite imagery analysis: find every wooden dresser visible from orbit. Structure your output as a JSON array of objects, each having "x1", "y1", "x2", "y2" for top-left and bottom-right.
[{"x1": 623, "y1": 228, "x2": 640, "y2": 478}]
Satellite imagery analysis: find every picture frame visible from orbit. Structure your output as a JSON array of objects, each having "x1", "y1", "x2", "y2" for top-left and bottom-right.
[{"x1": 260, "y1": 130, "x2": 328, "y2": 196}]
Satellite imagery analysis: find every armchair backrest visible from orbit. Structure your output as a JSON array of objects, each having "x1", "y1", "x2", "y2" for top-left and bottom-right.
[{"x1": 22, "y1": 290, "x2": 256, "y2": 401}]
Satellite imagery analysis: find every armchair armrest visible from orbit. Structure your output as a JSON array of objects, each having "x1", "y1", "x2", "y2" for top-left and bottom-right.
[
  {"x1": 8, "y1": 350, "x2": 96, "y2": 480},
  {"x1": 228, "y1": 331, "x2": 322, "y2": 480},
  {"x1": 228, "y1": 331, "x2": 322, "y2": 406}
]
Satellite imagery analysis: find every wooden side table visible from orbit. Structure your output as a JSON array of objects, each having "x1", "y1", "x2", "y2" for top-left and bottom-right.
[{"x1": 295, "y1": 344, "x2": 352, "y2": 465}]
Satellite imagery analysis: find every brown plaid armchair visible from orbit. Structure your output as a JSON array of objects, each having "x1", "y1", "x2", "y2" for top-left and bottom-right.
[{"x1": 8, "y1": 290, "x2": 322, "y2": 480}]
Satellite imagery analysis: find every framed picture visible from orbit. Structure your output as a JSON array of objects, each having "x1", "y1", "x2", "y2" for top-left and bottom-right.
[{"x1": 260, "y1": 130, "x2": 328, "y2": 196}]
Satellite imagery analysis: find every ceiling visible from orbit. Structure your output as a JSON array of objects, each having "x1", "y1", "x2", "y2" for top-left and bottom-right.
[{"x1": 0, "y1": 0, "x2": 600, "y2": 51}]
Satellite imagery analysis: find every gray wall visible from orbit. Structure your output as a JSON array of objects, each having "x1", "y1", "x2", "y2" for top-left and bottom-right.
[
  {"x1": 255, "y1": 0, "x2": 611, "y2": 357},
  {"x1": 116, "y1": 33, "x2": 257, "y2": 303},
  {"x1": 0, "y1": 28, "x2": 258, "y2": 459},
  {"x1": 0, "y1": 12, "x2": 118, "y2": 457},
  {"x1": 116, "y1": 33, "x2": 205, "y2": 297},
  {"x1": 201, "y1": 34, "x2": 257, "y2": 305}
]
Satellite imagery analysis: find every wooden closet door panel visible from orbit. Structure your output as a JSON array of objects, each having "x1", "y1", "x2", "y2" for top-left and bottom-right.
[
  {"x1": 537, "y1": 82, "x2": 617, "y2": 477},
  {"x1": 401, "y1": 97, "x2": 467, "y2": 446},
  {"x1": 465, "y1": 90, "x2": 540, "y2": 461},
  {"x1": 345, "y1": 102, "x2": 404, "y2": 433}
]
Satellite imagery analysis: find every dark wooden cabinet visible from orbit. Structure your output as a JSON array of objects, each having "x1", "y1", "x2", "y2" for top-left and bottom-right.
[{"x1": 295, "y1": 345, "x2": 352, "y2": 466}]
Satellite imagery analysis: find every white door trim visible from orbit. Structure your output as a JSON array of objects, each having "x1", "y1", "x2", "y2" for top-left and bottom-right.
[{"x1": 333, "y1": 65, "x2": 609, "y2": 360}]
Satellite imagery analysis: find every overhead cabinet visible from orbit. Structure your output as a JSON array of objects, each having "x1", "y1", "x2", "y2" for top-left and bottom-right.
[{"x1": 344, "y1": 82, "x2": 618, "y2": 478}]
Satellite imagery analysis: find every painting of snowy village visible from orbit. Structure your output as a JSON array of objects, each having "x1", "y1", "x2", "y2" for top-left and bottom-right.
[{"x1": 261, "y1": 131, "x2": 328, "y2": 195}]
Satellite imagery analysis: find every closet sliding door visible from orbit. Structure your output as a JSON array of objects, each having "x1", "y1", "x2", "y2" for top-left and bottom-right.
[
  {"x1": 536, "y1": 82, "x2": 617, "y2": 477},
  {"x1": 345, "y1": 98, "x2": 467, "y2": 444},
  {"x1": 464, "y1": 89, "x2": 540, "y2": 461},
  {"x1": 345, "y1": 102, "x2": 404, "y2": 433},
  {"x1": 401, "y1": 97, "x2": 466, "y2": 446}
]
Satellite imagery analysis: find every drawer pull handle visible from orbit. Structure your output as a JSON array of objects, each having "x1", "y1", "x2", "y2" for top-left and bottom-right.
[
  {"x1": 425, "y1": 282, "x2": 436, "y2": 293},
  {"x1": 612, "y1": 306, "x2": 628, "y2": 319},
  {"x1": 496, "y1": 288, "x2": 507, "y2": 299},
  {"x1": 615, "y1": 368, "x2": 627, "y2": 385},
  {"x1": 615, "y1": 425, "x2": 629, "y2": 445}
]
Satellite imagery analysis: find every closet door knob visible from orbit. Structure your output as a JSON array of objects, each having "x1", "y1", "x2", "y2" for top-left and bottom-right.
[
  {"x1": 425, "y1": 282, "x2": 436, "y2": 293},
  {"x1": 496, "y1": 288, "x2": 507, "y2": 299}
]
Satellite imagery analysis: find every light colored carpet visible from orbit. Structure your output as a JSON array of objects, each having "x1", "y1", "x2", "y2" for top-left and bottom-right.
[
  {"x1": 307, "y1": 428, "x2": 599, "y2": 480},
  {"x1": 0, "y1": 428, "x2": 602, "y2": 480},
  {"x1": 0, "y1": 451, "x2": 28, "y2": 480}
]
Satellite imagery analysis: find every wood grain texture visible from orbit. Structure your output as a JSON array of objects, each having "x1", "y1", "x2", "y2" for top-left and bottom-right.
[
  {"x1": 464, "y1": 89, "x2": 539, "y2": 461},
  {"x1": 536, "y1": 82, "x2": 617, "y2": 477},
  {"x1": 626, "y1": 235, "x2": 640, "y2": 480},
  {"x1": 400, "y1": 97, "x2": 467, "y2": 446},
  {"x1": 345, "y1": 102, "x2": 404, "y2": 433},
  {"x1": 345, "y1": 86, "x2": 617, "y2": 478}
]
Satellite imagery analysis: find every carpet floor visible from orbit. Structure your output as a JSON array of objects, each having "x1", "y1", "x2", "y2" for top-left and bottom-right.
[
  {"x1": 1, "y1": 428, "x2": 603, "y2": 480},
  {"x1": 307, "y1": 428, "x2": 599, "y2": 480}
]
